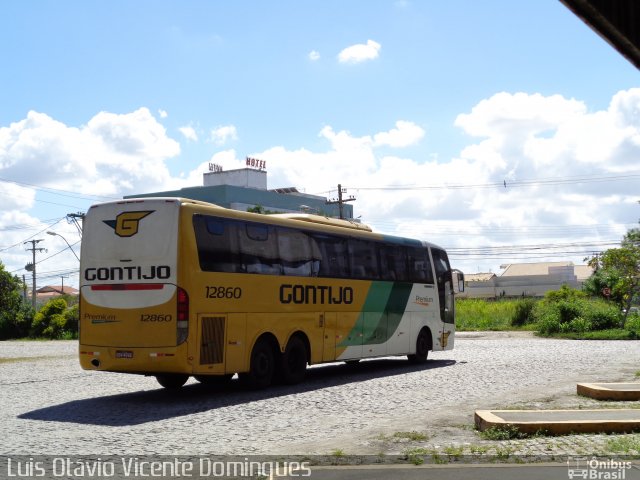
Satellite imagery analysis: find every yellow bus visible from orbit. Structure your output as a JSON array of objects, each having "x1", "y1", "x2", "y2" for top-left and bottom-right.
[{"x1": 79, "y1": 197, "x2": 463, "y2": 389}]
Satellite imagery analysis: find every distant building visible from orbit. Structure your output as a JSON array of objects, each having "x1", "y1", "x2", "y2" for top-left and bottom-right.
[
  {"x1": 35, "y1": 285, "x2": 79, "y2": 302},
  {"x1": 126, "y1": 164, "x2": 353, "y2": 219},
  {"x1": 460, "y1": 262, "x2": 594, "y2": 299},
  {"x1": 462, "y1": 273, "x2": 498, "y2": 299}
]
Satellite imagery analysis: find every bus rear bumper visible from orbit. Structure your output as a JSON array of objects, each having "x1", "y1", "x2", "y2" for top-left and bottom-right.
[{"x1": 79, "y1": 344, "x2": 190, "y2": 374}]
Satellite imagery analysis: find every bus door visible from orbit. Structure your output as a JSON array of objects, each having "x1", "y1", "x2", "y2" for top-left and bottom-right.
[{"x1": 431, "y1": 248, "x2": 455, "y2": 349}]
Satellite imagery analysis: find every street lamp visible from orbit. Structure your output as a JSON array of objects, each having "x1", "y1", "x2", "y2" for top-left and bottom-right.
[{"x1": 47, "y1": 231, "x2": 80, "y2": 261}]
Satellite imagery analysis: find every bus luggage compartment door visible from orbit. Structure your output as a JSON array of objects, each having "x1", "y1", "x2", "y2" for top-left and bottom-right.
[{"x1": 196, "y1": 314, "x2": 227, "y2": 374}]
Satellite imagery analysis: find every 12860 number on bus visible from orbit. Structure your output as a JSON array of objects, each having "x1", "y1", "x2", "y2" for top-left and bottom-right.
[{"x1": 206, "y1": 286, "x2": 242, "y2": 299}]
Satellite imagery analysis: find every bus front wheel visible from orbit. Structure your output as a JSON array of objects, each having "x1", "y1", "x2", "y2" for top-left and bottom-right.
[
  {"x1": 408, "y1": 329, "x2": 431, "y2": 364},
  {"x1": 240, "y1": 337, "x2": 275, "y2": 389},
  {"x1": 156, "y1": 374, "x2": 189, "y2": 389},
  {"x1": 280, "y1": 336, "x2": 307, "y2": 385}
]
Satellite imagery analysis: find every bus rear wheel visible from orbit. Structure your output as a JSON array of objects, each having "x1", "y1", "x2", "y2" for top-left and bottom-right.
[
  {"x1": 408, "y1": 329, "x2": 431, "y2": 364},
  {"x1": 280, "y1": 336, "x2": 307, "y2": 385},
  {"x1": 240, "y1": 337, "x2": 275, "y2": 389},
  {"x1": 156, "y1": 374, "x2": 189, "y2": 389}
]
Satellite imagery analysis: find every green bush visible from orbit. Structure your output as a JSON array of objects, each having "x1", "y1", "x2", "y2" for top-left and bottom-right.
[
  {"x1": 0, "y1": 301, "x2": 34, "y2": 339},
  {"x1": 625, "y1": 314, "x2": 640, "y2": 337},
  {"x1": 568, "y1": 317, "x2": 592, "y2": 334},
  {"x1": 30, "y1": 298, "x2": 77, "y2": 339},
  {"x1": 510, "y1": 298, "x2": 537, "y2": 327},
  {"x1": 544, "y1": 284, "x2": 586, "y2": 302},
  {"x1": 583, "y1": 300, "x2": 622, "y2": 330},
  {"x1": 64, "y1": 304, "x2": 79, "y2": 336},
  {"x1": 536, "y1": 309, "x2": 562, "y2": 335},
  {"x1": 556, "y1": 300, "x2": 584, "y2": 324},
  {"x1": 533, "y1": 287, "x2": 623, "y2": 336}
]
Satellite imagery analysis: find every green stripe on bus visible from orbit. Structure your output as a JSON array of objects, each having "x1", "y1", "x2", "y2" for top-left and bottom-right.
[
  {"x1": 383, "y1": 282, "x2": 413, "y2": 338},
  {"x1": 339, "y1": 282, "x2": 413, "y2": 347}
]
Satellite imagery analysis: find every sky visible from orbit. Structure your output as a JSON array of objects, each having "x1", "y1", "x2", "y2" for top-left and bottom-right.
[{"x1": 0, "y1": 0, "x2": 638, "y2": 289}]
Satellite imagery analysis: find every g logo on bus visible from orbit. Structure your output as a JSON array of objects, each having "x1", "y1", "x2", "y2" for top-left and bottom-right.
[{"x1": 103, "y1": 211, "x2": 154, "y2": 237}]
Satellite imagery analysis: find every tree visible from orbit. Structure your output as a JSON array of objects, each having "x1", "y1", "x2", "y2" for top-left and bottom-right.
[
  {"x1": 0, "y1": 261, "x2": 33, "y2": 339},
  {"x1": 586, "y1": 229, "x2": 640, "y2": 326},
  {"x1": 246, "y1": 205, "x2": 278, "y2": 214}
]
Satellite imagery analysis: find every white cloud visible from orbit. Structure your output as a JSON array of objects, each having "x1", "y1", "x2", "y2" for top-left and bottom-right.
[
  {"x1": 210, "y1": 125, "x2": 238, "y2": 145},
  {"x1": 158, "y1": 109, "x2": 168, "y2": 119},
  {"x1": 0, "y1": 108, "x2": 181, "y2": 199},
  {"x1": 338, "y1": 39, "x2": 381, "y2": 64},
  {"x1": 308, "y1": 50, "x2": 320, "y2": 61},
  {"x1": 179, "y1": 125, "x2": 198, "y2": 142},
  {"x1": 373, "y1": 121, "x2": 425, "y2": 147}
]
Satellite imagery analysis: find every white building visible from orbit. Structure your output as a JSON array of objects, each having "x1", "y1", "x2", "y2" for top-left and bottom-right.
[{"x1": 460, "y1": 262, "x2": 594, "y2": 299}]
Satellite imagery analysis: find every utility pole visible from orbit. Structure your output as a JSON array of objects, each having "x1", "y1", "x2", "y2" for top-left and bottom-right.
[
  {"x1": 24, "y1": 239, "x2": 46, "y2": 309},
  {"x1": 326, "y1": 183, "x2": 356, "y2": 220},
  {"x1": 67, "y1": 212, "x2": 85, "y2": 237}
]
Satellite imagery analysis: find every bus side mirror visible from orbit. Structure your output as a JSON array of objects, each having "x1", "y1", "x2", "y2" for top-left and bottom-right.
[{"x1": 452, "y1": 269, "x2": 465, "y2": 293}]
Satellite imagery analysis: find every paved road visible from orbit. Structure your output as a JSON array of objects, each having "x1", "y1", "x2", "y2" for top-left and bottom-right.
[{"x1": 1, "y1": 333, "x2": 638, "y2": 460}]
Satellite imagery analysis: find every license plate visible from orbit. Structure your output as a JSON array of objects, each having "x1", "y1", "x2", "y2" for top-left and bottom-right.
[{"x1": 115, "y1": 350, "x2": 133, "y2": 359}]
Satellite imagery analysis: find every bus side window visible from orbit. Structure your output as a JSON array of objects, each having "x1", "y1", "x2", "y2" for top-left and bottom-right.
[
  {"x1": 348, "y1": 239, "x2": 379, "y2": 280},
  {"x1": 239, "y1": 222, "x2": 281, "y2": 275},
  {"x1": 379, "y1": 245, "x2": 407, "y2": 281},
  {"x1": 277, "y1": 227, "x2": 316, "y2": 277},
  {"x1": 407, "y1": 246, "x2": 434, "y2": 284},
  {"x1": 312, "y1": 234, "x2": 349, "y2": 278},
  {"x1": 194, "y1": 216, "x2": 242, "y2": 273}
]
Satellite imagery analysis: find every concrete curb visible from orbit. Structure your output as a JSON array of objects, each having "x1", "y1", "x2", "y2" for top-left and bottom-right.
[
  {"x1": 475, "y1": 409, "x2": 640, "y2": 435},
  {"x1": 577, "y1": 382, "x2": 640, "y2": 401}
]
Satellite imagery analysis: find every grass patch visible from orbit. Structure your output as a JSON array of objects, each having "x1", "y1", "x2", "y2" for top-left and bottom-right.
[
  {"x1": 0, "y1": 355, "x2": 71, "y2": 364},
  {"x1": 469, "y1": 445, "x2": 490, "y2": 455},
  {"x1": 392, "y1": 431, "x2": 428, "y2": 442},
  {"x1": 457, "y1": 294, "x2": 640, "y2": 340},
  {"x1": 456, "y1": 299, "x2": 518, "y2": 331},
  {"x1": 0, "y1": 357, "x2": 34, "y2": 364},
  {"x1": 606, "y1": 435, "x2": 640, "y2": 454},
  {"x1": 542, "y1": 329, "x2": 637, "y2": 340},
  {"x1": 478, "y1": 425, "x2": 527, "y2": 440},
  {"x1": 443, "y1": 445, "x2": 464, "y2": 459},
  {"x1": 402, "y1": 447, "x2": 433, "y2": 465},
  {"x1": 330, "y1": 449, "x2": 345, "y2": 457},
  {"x1": 495, "y1": 446, "x2": 515, "y2": 460}
]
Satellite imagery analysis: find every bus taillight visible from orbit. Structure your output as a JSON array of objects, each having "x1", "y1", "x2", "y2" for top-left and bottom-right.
[{"x1": 177, "y1": 287, "x2": 189, "y2": 345}]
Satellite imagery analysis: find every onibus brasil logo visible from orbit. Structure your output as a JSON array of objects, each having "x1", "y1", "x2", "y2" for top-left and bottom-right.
[
  {"x1": 103, "y1": 211, "x2": 154, "y2": 237},
  {"x1": 567, "y1": 457, "x2": 632, "y2": 479}
]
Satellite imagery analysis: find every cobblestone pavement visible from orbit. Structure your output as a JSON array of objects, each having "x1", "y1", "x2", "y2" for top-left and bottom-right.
[{"x1": 0, "y1": 333, "x2": 639, "y2": 460}]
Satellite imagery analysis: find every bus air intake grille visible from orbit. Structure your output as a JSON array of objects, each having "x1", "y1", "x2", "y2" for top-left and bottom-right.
[{"x1": 200, "y1": 316, "x2": 225, "y2": 364}]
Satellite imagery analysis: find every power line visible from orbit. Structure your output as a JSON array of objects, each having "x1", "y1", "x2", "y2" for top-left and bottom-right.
[
  {"x1": 33, "y1": 240, "x2": 81, "y2": 266},
  {"x1": 0, "y1": 218, "x2": 64, "y2": 231},
  {"x1": 0, "y1": 218, "x2": 65, "y2": 253},
  {"x1": 345, "y1": 172, "x2": 640, "y2": 192},
  {"x1": 0, "y1": 177, "x2": 118, "y2": 201}
]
